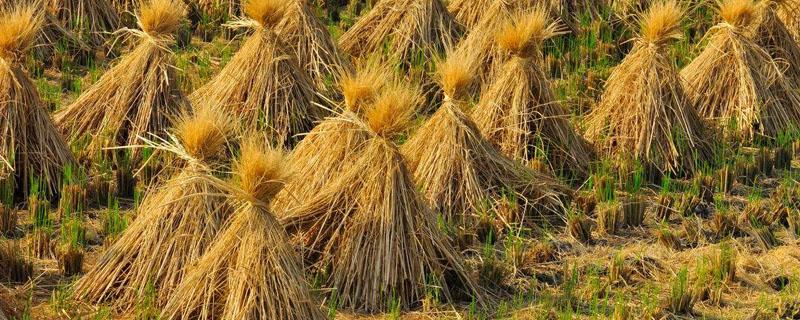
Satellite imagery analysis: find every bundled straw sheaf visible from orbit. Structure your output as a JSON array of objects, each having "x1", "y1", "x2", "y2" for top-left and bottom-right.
[
  {"x1": 364, "y1": 84, "x2": 421, "y2": 138},
  {"x1": 586, "y1": 1, "x2": 713, "y2": 175},
  {"x1": 162, "y1": 141, "x2": 325, "y2": 320},
  {"x1": 274, "y1": 0, "x2": 353, "y2": 96},
  {"x1": 681, "y1": 0, "x2": 800, "y2": 141},
  {"x1": 237, "y1": 141, "x2": 287, "y2": 202},
  {"x1": 272, "y1": 63, "x2": 390, "y2": 212},
  {"x1": 48, "y1": 0, "x2": 121, "y2": 47},
  {"x1": 243, "y1": 0, "x2": 286, "y2": 27},
  {"x1": 0, "y1": 5, "x2": 75, "y2": 196},
  {"x1": 402, "y1": 56, "x2": 569, "y2": 226},
  {"x1": 190, "y1": 0, "x2": 322, "y2": 148},
  {"x1": 55, "y1": 0, "x2": 190, "y2": 165},
  {"x1": 472, "y1": 9, "x2": 594, "y2": 180},
  {"x1": 754, "y1": 0, "x2": 800, "y2": 83},
  {"x1": 72, "y1": 106, "x2": 234, "y2": 311},
  {"x1": 338, "y1": 0, "x2": 462, "y2": 74},
  {"x1": 175, "y1": 105, "x2": 234, "y2": 163},
  {"x1": 281, "y1": 88, "x2": 482, "y2": 312}
]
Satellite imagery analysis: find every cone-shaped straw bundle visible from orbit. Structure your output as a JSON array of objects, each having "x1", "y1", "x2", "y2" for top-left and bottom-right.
[
  {"x1": 0, "y1": 4, "x2": 75, "y2": 196},
  {"x1": 681, "y1": 0, "x2": 800, "y2": 141},
  {"x1": 472, "y1": 9, "x2": 594, "y2": 180},
  {"x1": 402, "y1": 56, "x2": 568, "y2": 226},
  {"x1": 754, "y1": 0, "x2": 800, "y2": 83},
  {"x1": 275, "y1": 0, "x2": 353, "y2": 96},
  {"x1": 190, "y1": 0, "x2": 322, "y2": 147},
  {"x1": 272, "y1": 62, "x2": 390, "y2": 213},
  {"x1": 586, "y1": 1, "x2": 712, "y2": 175},
  {"x1": 338, "y1": 0, "x2": 462, "y2": 75},
  {"x1": 55, "y1": 0, "x2": 190, "y2": 165},
  {"x1": 48, "y1": 0, "x2": 121, "y2": 47},
  {"x1": 72, "y1": 106, "x2": 235, "y2": 310},
  {"x1": 162, "y1": 141, "x2": 325, "y2": 320},
  {"x1": 281, "y1": 87, "x2": 482, "y2": 312}
]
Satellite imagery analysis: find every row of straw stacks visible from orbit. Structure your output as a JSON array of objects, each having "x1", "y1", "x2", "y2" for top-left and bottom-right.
[{"x1": 4, "y1": 0, "x2": 800, "y2": 317}]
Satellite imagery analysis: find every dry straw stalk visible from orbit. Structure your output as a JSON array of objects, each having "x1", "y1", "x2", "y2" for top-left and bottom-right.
[
  {"x1": 775, "y1": 0, "x2": 800, "y2": 40},
  {"x1": 449, "y1": 0, "x2": 546, "y2": 30},
  {"x1": 586, "y1": 0, "x2": 713, "y2": 175}
]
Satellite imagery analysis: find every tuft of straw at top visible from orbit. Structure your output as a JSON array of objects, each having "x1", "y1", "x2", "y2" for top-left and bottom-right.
[
  {"x1": 0, "y1": 5, "x2": 42, "y2": 61},
  {"x1": 438, "y1": 54, "x2": 475, "y2": 100},
  {"x1": 364, "y1": 83, "x2": 422, "y2": 138},
  {"x1": 243, "y1": 0, "x2": 287, "y2": 29},
  {"x1": 138, "y1": 0, "x2": 187, "y2": 37},
  {"x1": 340, "y1": 65, "x2": 386, "y2": 113},
  {"x1": 176, "y1": 106, "x2": 233, "y2": 161},
  {"x1": 640, "y1": 1, "x2": 684, "y2": 45},
  {"x1": 235, "y1": 139, "x2": 288, "y2": 203},
  {"x1": 496, "y1": 8, "x2": 562, "y2": 58},
  {"x1": 720, "y1": 0, "x2": 759, "y2": 28}
]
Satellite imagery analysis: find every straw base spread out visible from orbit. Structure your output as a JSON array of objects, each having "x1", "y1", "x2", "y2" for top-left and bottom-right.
[
  {"x1": 72, "y1": 166, "x2": 232, "y2": 310},
  {"x1": 402, "y1": 100, "x2": 569, "y2": 226},
  {"x1": 0, "y1": 60, "x2": 75, "y2": 197},
  {"x1": 162, "y1": 201, "x2": 325, "y2": 320}
]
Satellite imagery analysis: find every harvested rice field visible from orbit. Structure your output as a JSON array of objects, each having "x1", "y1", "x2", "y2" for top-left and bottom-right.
[{"x1": 3, "y1": 0, "x2": 800, "y2": 319}]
